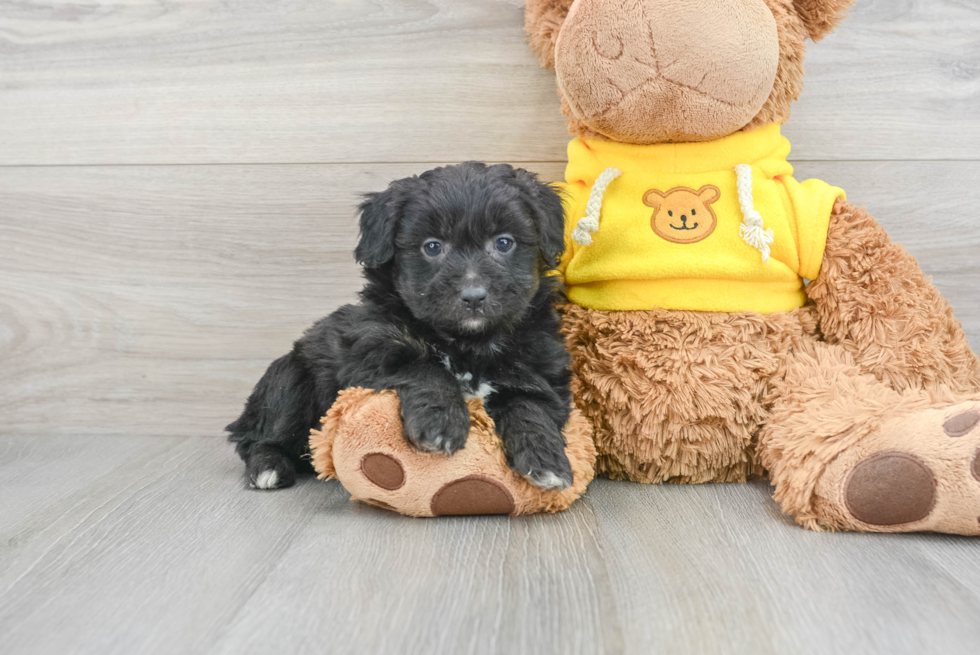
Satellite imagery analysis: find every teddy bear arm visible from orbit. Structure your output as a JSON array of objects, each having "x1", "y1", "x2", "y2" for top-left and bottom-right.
[{"x1": 806, "y1": 198, "x2": 980, "y2": 393}]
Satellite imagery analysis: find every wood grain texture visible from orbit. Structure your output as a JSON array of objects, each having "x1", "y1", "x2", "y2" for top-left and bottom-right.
[
  {"x1": 2, "y1": 1, "x2": 980, "y2": 654},
  {"x1": 587, "y1": 480, "x2": 980, "y2": 655},
  {"x1": 0, "y1": 437, "x2": 976, "y2": 655},
  {"x1": 0, "y1": 436, "x2": 332, "y2": 655},
  {"x1": 0, "y1": 434, "x2": 178, "y2": 540},
  {"x1": 1, "y1": 0, "x2": 979, "y2": 165},
  {"x1": 1, "y1": 161, "x2": 977, "y2": 438}
]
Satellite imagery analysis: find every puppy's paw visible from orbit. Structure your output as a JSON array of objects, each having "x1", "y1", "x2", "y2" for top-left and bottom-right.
[
  {"x1": 246, "y1": 446, "x2": 297, "y2": 490},
  {"x1": 401, "y1": 392, "x2": 471, "y2": 456},
  {"x1": 314, "y1": 389, "x2": 597, "y2": 516},
  {"x1": 508, "y1": 439, "x2": 574, "y2": 490}
]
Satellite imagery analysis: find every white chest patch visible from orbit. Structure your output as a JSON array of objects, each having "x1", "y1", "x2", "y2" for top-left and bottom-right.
[
  {"x1": 440, "y1": 353, "x2": 495, "y2": 401},
  {"x1": 455, "y1": 371, "x2": 496, "y2": 402}
]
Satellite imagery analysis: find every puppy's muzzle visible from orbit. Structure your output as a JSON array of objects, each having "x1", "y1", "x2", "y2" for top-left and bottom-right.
[{"x1": 460, "y1": 285, "x2": 487, "y2": 310}]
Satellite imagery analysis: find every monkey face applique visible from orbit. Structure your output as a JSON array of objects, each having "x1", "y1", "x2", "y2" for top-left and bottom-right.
[{"x1": 643, "y1": 185, "x2": 721, "y2": 244}]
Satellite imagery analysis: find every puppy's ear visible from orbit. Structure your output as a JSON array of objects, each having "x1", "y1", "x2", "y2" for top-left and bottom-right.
[
  {"x1": 503, "y1": 166, "x2": 566, "y2": 269},
  {"x1": 354, "y1": 179, "x2": 414, "y2": 268}
]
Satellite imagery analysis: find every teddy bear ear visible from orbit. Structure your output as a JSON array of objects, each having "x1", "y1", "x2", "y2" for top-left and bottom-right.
[
  {"x1": 525, "y1": 0, "x2": 576, "y2": 68},
  {"x1": 642, "y1": 189, "x2": 665, "y2": 209},
  {"x1": 697, "y1": 185, "x2": 721, "y2": 205},
  {"x1": 793, "y1": 0, "x2": 857, "y2": 42}
]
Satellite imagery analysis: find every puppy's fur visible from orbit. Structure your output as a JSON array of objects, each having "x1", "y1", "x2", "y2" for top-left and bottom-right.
[{"x1": 227, "y1": 163, "x2": 574, "y2": 491}]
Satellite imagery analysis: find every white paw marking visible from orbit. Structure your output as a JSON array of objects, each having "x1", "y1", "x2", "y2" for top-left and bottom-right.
[
  {"x1": 416, "y1": 437, "x2": 445, "y2": 453},
  {"x1": 526, "y1": 470, "x2": 570, "y2": 490},
  {"x1": 253, "y1": 469, "x2": 279, "y2": 490}
]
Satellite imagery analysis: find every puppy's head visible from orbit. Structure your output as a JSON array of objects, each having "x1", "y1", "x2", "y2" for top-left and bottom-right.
[{"x1": 355, "y1": 162, "x2": 565, "y2": 336}]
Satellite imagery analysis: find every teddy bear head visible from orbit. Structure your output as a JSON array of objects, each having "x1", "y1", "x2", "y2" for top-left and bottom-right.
[{"x1": 526, "y1": 0, "x2": 855, "y2": 144}]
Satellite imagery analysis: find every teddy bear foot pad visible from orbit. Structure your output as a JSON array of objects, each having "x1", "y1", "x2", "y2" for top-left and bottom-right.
[
  {"x1": 818, "y1": 402, "x2": 980, "y2": 534},
  {"x1": 358, "y1": 451, "x2": 516, "y2": 515}
]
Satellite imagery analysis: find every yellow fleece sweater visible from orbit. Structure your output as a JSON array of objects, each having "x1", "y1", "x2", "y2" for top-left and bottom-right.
[{"x1": 560, "y1": 124, "x2": 845, "y2": 314}]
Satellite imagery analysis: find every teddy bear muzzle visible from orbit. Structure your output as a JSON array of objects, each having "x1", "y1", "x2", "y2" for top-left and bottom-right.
[{"x1": 554, "y1": 0, "x2": 780, "y2": 144}]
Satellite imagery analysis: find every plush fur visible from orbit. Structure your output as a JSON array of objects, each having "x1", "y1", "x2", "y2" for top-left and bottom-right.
[
  {"x1": 794, "y1": 0, "x2": 857, "y2": 41},
  {"x1": 529, "y1": 1, "x2": 980, "y2": 534},
  {"x1": 761, "y1": 339, "x2": 980, "y2": 533},
  {"x1": 808, "y1": 199, "x2": 980, "y2": 394},
  {"x1": 227, "y1": 163, "x2": 576, "y2": 492},
  {"x1": 560, "y1": 301, "x2": 817, "y2": 484}
]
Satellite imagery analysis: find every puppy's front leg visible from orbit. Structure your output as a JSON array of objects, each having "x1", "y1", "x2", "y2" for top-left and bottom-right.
[
  {"x1": 486, "y1": 393, "x2": 573, "y2": 490},
  {"x1": 395, "y1": 366, "x2": 471, "y2": 455},
  {"x1": 338, "y1": 323, "x2": 471, "y2": 455}
]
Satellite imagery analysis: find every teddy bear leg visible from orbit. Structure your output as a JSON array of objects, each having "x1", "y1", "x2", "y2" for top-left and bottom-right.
[
  {"x1": 761, "y1": 340, "x2": 980, "y2": 535},
  {"x1": 310, "y1": 389, "x2": 597, "y2": 517}
]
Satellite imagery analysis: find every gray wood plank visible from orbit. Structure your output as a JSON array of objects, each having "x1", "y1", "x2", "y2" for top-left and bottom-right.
[
  {"x1": 0, "y1": 162, "x2": 563, "y2": 439},
  {"x1": 0, "y1": 435, "x2": 179, "y2": 540},
  {"x1": 0, "y1": 436, "x2": 334, "y2": 655},
  {"x1": 1, "y1": 0, "x2": 978, "y2": 165},
  {"x1": 1, "y1": 2, "x2": 977, "y2": 654},
  {"x1": 586, "y1": 479, "x2": 980, "y2": 655},
  {"x1": 208, "y1": 489, "x2": 621, "y2": 655},
  {"x1": 0, "y1": 436, "x2": 976, "y2": 655},
  {"x1": 1, "y1": 160, "x2": 977, "y2": 439}
]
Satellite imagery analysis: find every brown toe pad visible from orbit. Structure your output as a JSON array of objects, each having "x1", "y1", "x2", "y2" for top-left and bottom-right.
[
  {"x1": 973, "y1": 449, "x2": 980, "y2": 483},
  {"x1": 944, "y1": 410, "x2": 979, "y2": 438},
  {"x1": 360, "y1": 453, "x2": 405, "y2": 490},
  {"x1": 844, "y1": 452, "x2": 937, "y2": 526},
  {"x1": 431, "y1": 476, "x2": 515, "y2": 516}
]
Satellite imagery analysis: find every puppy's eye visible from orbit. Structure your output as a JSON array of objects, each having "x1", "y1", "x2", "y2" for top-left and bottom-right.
[
  {"x1": 494, "y1": 235, "x2": 515, "y2": 253},
  {"x1": 668, "y1": 210, "x2": 673, "y2": 217},
  {"x1": 422, "y1": 239, "x2": 443, "y2": 258},
  {"x1": 691, "y1": 209, "x2": 696, "y2": 216}
]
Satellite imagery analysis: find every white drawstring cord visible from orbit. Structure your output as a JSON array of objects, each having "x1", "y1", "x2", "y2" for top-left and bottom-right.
[
  {"x1": 735, "y1": 163, "x2": 774, "y2": 262},
  {"x1": 571, "y1": 167, "x2": 622, "y2": 246}
]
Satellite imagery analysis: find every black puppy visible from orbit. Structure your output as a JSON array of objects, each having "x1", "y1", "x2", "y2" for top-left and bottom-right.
[{"x1": 227, "y1": 162, "x2": 574, "y2": 491}]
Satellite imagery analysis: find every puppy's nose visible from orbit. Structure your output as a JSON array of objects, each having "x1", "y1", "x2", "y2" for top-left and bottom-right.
[{"x1": 460, "y1": 286, "x2": 487, "y2": 308}]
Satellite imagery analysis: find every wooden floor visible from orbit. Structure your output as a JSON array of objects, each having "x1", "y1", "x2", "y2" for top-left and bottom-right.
[{"x1": 2, "y1": 1, "x2": 979, "y2": 653}]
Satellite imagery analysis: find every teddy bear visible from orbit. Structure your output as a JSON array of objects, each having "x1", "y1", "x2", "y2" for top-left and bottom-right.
[{"x1": 525, "y1": 0, "x2": 980, "y2": 534}]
